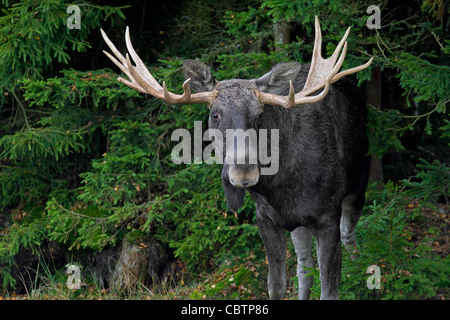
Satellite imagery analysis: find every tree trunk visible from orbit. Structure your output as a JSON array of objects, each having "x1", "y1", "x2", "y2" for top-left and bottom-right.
[
  {"x1": 110, "y1": 237, "x2": 149, "y2": 293},
  {"x1": 272, "y1": 20, "x2": 290, "y2": 50},
  {"x1": 367, "y1": 66, "x2": 384, "y2": 184}
]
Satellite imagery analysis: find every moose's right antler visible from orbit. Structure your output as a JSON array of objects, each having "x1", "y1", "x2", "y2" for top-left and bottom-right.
[
  {"x1": 101, "y1": 27, "x2": 217, "y2": 105},
  {"x1": 255, "y1": 16, "x2": 373, "y2": 109}
]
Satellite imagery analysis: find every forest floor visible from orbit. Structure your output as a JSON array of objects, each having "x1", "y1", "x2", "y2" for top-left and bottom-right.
[{"x1": 405, "y1": 202, "x2": 449, "y2": 259}]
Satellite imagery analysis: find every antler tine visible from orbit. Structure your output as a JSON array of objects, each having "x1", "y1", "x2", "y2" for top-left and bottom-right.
[
  {"x1": 256, "y1": 15, "x2": 373, "y2": 109},
  {"x1": 305, "y1": 15, "x2": 322, "y2": 89},
  {"x1": 330, "y1": 26, "x2": 351, "y2": 64},
  {"x1": 100, "y1": 29, "x2": 126, "y2": 66},
  {"x1": 302, "y1": 16, "x2": 349, "y2": 95},
  {"x1": 101, "y1": 28, "x2": 139, "y2": 88},
  {"x1": 125, "y1": 53, "x2": 163, "y2": 97},
  {"x1": 299, "y1": 40, "x2": 348, "y2": 99},
  {"x1": 124, "y1": 27, "x2": 162, "y2": 92},
  {"x1": 163, "y1": 79, "x2": 193, "y2": 104},
  {"x1": 330, "y1": 57, "x2": 374, "y2": 84},
  {"x1": 102, "y1": 49, "x2": 147, "y2": 93},
  {"x1": 312, "y1": 15, "x2": 322, "y2": 62}
]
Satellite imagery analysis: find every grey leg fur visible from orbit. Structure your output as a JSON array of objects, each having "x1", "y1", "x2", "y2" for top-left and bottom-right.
[
  {"x1": 291, "y1": 226, "x2": 314, "y2": 300},
  {"x1": 256, "y1": 213, "x2": 287, "y2": 300},
  {"x1": 340, "y1": 194, "x2": 361, "y2": 260},
  {"x1": 315, "y1": 224, "x2": 341, "y2": 300}
]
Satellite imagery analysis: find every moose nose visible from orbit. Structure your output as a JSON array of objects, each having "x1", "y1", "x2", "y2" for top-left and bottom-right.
[
  {"x1": 228, "y1": 164, "x2": 260, "y2": 188},
  {"x1": 229, "y1": 178, "x2": 258, "y2": 188}
]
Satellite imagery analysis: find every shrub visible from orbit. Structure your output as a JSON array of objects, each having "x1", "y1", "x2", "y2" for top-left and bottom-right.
[{"x1": 339, "y1": 183, "x2": 449, "y2": 300}]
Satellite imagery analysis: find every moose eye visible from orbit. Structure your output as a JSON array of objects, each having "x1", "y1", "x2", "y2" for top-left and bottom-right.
[{"x1": 211, "y1": 111, "x2": 221, "y2": 121}]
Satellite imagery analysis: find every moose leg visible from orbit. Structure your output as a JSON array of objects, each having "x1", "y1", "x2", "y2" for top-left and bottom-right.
[
  {"x1": 340, "y1": 194, "x2": 362, "y2": 260},
  {"x1": 341, "y1": 156, "x2": 370, "y2": 259},
  {"x1": 291, "y1": 226, "x2": 314, "y2": 300},
  {"x1": 315, "y1": 223, "x2": 341, "y2": 300},
  {"x1": 256, "y1": 212, "x2": 287, "y2": 300}
]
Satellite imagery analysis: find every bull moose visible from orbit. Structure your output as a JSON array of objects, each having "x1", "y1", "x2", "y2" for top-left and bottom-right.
[{"x1": 101, "y1": 16, "x2": 373, "y2": 300}]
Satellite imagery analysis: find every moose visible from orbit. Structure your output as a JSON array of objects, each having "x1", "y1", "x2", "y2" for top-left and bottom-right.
[{"x1": 101, "y1": 16, "x2": 373, "y2": 300}]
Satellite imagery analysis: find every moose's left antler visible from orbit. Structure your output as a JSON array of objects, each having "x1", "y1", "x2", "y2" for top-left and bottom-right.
[{"x1": 255, "y1": 16, "x2": 373, "y2": 109}]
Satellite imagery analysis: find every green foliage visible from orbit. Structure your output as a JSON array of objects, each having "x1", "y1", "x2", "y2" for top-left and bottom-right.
[
  {"x1": 0, "y1": 205, "x2": 49, "y2": 288},
  {"x1": 223, "y1": 6, "x2": 271, "y2": 39},
  {"x1": 0, "y1": 0, "x2": 448, "y2": 300},
  {"x1": 403, "y1": 159, "x2": 450, "y2": 204},
  {"x1": 160, "y1": 164, "x2": 260, "y2": 271},
  {"x1": 338, "y1": 183, "x2": 449, "y2": 299},
  {"x1": 366, "y1": 107, "x2": 405, "y2": 158},
  {"x1": 20, "y1": 69, "x2": 141, "y2": 110},
  {"x1": 0, "y1": 0, "x2": 126, "y2": 93},
  {"x1": 79, "y1": 121, "x2": 160, "y2": 207},
  {"x1": 215, "y1": 51, "x2": 289, "y2": 80},
  {"x1": 263, "y1": 0, "x2": 348, "y2": 29},
  {"x1": 0, "y1": 68, "x2": 141, "y2": 210},
  {"x1": 0, "y1": 127, "x2": 84, "y2": 161},
  {"x1": 189, "y1": 257, "x2": 266, "y2": 299},
  {"x1": 397, "y1": 52, "x2": 450, "y2": 109}
]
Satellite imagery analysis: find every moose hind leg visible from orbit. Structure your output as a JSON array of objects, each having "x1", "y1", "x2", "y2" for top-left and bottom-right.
[
  {"x1": 340, "y1": 194, "x2": 362, "y2": 259},
  {"x1": 341, "y1": 156, "x2": 370, "y2": 259},
  {"x1": 291, "y1": 226, "x2": 314, "y2": 300}
]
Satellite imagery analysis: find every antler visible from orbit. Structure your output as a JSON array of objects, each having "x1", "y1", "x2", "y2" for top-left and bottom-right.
[
  {"x1": 101, "y1": 27, "x2": 216, "y2": 105},
  {"x1": 256, "y1": 16, "x2": 373, "y2": 109}
]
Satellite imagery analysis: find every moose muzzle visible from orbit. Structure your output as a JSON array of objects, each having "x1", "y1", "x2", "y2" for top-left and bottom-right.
[{"x1": 225, "y1": 129, "x2": 260, "y2": 188}]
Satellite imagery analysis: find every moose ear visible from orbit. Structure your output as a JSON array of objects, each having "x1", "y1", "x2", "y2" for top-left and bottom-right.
[
  {"x1": 183, "y1": 59, "x2": 216, "y2": 93},
  {"x1": 253, "y1": 62, "x2": 302, "y2": 93},
  {"x1": 221, "y1": 166, "x2": 245, "y2": 212}
]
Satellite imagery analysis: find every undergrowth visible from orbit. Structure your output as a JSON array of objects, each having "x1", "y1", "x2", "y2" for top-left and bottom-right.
[{"x1": 1, "y1": 182, "x2": 448, "y2": 300}]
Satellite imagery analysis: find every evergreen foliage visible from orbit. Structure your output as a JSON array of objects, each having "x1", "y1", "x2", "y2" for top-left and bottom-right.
[{"x1": 0, "y1": 0, "x2": 448, "y2": 299}]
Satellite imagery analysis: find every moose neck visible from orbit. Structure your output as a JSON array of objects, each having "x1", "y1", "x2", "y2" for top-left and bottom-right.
[{"x1": 254, "y1": 103, "x2": 302, "y2": 186}]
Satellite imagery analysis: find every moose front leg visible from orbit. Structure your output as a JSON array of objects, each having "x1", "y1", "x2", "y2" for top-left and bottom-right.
[
  {"x1": 291, "y1": 226, "x2": 314, "y2": 300},
  {"x1": 256, "y1": 210, "x2": 287, "y2": 300},
  {"x1": 315, "y1": 223, "x2": 342, "y2": 300}
]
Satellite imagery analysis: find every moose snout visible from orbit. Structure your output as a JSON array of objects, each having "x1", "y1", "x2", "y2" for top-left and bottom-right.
[
  {"x1": 228, "y1": 164, "x2": 259, "y2": 188},
  {"x1": 225, "y1": 129, "x2": 260, "y2": 188}
]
